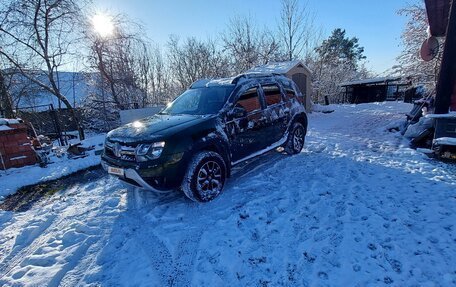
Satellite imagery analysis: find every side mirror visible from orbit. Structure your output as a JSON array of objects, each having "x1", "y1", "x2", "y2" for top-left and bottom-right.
[{"x1": 228, "y1": 106, "x2": 247, "y2": 119}]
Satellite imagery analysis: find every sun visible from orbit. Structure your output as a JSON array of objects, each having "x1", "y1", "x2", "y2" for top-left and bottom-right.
[{"x1": 92, "y1": 13, "x2": 114, "y2": 37}]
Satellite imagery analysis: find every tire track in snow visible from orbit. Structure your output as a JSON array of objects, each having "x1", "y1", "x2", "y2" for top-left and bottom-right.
[
  {"x1": 0, "y1": 213, "x2": 58, "y2": 281},
  {"x1": 96, "y1": 188, "x2": 188, "y2": 286},
  {"x1": 0, "y1": 176, "x2": 123, "y2": 286},
  {"x1": 169, "y1": 228, "x2": 203, "y2": 286}
]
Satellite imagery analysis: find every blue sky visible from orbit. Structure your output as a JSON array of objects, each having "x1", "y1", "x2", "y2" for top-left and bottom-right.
[{"x1": 94, "y1": 0, "x2": 409, "y2": 74}]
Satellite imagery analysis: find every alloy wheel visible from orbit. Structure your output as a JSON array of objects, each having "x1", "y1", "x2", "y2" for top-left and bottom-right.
[
  {"x1": 293, "y1": 126, "x2": 304, "y2": 151},
  {"x1": 197, "y1": 160, "x2": 223, "y2": 195}
]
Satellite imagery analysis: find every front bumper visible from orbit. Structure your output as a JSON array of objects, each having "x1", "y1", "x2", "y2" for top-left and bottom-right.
[
  {"x1": 101, "y1": 160, "x2": 174, "y2": 193},
  {"x1": 101, "y1": 151, "x2": 188, "y2": 192},
  {"x1": 101, "y1": 161, "x2": 172, "y2": 193}
]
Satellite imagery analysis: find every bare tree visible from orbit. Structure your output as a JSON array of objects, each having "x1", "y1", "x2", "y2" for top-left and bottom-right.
[
  {"x1": 136, "y1": 42, "x2": 151, "y2": 107},
  {"x1": 168, "y1": 35, "x2": 230, "y2": 90},
  {"x1": 84, "y1": 14, "x2": 175, "y2": 130},
  {"x1": 396, "y1": 1, "x2": 443, "y2": 90},
  {"x1": 87, "y1": 15, "x2": 147, "y2": 111},
  {"x1": 133, "y1": 42, "x2": 173, "y2": 106},
  {"x1": 258, "y1": 29, "x2": 284, "y2": 64},
  {"x1": 0, "y1": 0, "x2": 86, "y2": 138},
  {"x1": 278, "y1": 0, "x2": 320, "y2": 61},
  {"x1": 147, "y1": 44, "x2": 173, "y2": 104},
  {"x1": 223, "y1": 16, "x2": 283, "y2": 74},
  {"x1": 222, "y1": 16, "x2": 259, "y2": 73}
]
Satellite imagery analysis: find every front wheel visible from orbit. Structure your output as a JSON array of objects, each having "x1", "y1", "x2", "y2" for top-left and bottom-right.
[
  {"x1": 284, "y1": 122, "x2": 306, "y2": 155},
  {"x1": 181, "y1": 151, "x2": 227, "y2": 202}
]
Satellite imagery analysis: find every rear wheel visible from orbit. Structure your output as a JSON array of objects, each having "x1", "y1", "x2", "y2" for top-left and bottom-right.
[
  {"x1": 285, "y1": 122, "x2": 306, "y2": 154},
  {"x1": 181, "y1": 151, "x2": 226, "y2": 202}
]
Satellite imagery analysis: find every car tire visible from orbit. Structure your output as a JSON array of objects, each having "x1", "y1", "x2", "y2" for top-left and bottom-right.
[
  {"x1": 181, "y1": 151, "x2": 227, "y2": 202},
  {"x1": 285, "y1": 122, "x2": 306, "y2": 155}
]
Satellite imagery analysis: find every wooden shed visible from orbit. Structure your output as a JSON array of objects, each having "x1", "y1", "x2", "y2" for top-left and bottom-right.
[
  {"x1": 340, "y1": 77, "x2": 412, "y2": 104},
  {"x1": 247, "y1": 60, "x2": 312, "y2": 111}
]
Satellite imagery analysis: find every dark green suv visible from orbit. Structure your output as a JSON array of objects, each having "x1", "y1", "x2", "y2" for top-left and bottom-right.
[{"x1": 101, "y1": 73, "x2": 307, "y2": 202}]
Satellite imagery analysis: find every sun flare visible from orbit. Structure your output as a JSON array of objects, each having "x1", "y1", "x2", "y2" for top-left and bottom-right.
[{"x1": 92, "y1": 13, "x2": 114, "y2": 37}]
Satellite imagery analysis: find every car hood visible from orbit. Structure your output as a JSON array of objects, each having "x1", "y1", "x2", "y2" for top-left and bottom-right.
[{"x1": 107, "y1": 114, "x2": 215, "y2": 143}]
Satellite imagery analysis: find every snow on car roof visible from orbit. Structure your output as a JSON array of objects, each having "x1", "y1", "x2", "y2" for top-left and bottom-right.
[
  {"x1": 207, "y1": 77, "x2": 236, "y2": 86},
  {"x1": 246, "y1": 60, "x2": 310, "y2": 74},
  {"x1": 190, "y1": 77, "x2": 236, "y2": 88},
  {"x1": 191, "y1": 72, "x2": 291, "y2": 89}
]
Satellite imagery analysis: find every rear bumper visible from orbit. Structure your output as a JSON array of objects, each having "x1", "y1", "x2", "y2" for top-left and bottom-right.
[{"x1": 101, "y1": 160, "x2": 173, "y2": 193}]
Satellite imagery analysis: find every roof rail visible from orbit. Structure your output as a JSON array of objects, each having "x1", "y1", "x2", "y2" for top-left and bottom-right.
[{"x1": 231, "y1": 72, "x2": 283, "y2": 85}]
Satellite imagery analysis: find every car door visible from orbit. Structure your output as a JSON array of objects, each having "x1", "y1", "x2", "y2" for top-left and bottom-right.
[
  {"x1": 226, "y1": 86, "x2": 268, "y2": 162},
  {"x1": 260, "y1": 83, "x2": 288, "y2": 146}
]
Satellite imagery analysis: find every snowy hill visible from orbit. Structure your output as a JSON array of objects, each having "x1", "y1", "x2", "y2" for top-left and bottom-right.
[{"x1": 8, "y1": 71, "x2": 101, "y2": 109}]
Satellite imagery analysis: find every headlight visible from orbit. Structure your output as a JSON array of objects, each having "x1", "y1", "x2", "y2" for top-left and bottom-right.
[
  {"x1": 148, "y1": 141, "x2": 165, "y2": 159},
  {"x1": 136, "y1": 141, "x2": 165, "y2": 161},
  {"x1": 105, "y1": 139, "x2": 114, "y2": 148},
  {"x1": 136, "y1": 144, "x2": 151, "y2": 156}
]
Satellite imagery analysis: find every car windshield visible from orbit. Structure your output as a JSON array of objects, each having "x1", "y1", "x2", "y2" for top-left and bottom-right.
[{"x1": 161, "y1": 86, "x2": 234, "y2": 115}]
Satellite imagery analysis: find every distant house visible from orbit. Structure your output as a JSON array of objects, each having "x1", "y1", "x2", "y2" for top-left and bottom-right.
[
  {"x1": 340, "y1": 77, "x2": 412, "y2": 104},
  {"x1": 247, "y1": 60, "x2": 312, "y2": 111}
]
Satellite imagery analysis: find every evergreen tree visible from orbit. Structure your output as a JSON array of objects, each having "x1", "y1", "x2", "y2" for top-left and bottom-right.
[
  {"x1": 311, "y1": 28, "x2": 369, "y2": 103},
  {"x1": 315, "y1": 28, "x2": 366, "y2": 69}
]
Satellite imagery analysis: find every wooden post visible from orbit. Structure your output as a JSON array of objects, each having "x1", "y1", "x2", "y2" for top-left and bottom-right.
[
  {"x1": 50, "y1": 104, "x2": 65, "y2": 146},
  {"x1": 0, "y1": 70, "x2": 14, "y2": 118},
  {"x1": 0, "y1": 149, "x2": 6, "y2": 171},
  {"x1": 435, "y1": 0, "x2": 456, "y2": 114},
  {"x1": 324, "y1": 95, "x2": 330, "y2": 106}
]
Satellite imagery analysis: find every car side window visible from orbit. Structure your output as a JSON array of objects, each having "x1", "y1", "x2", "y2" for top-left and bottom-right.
[
  {"x1": 263, "y1": 84, "x2": 282, "y2": 106},
  {"x1": 284, "y1": 87, "x2": 297, "y2": 100},
  {"x1": 235, "y1": 87, "x2": 261, "y2": 113}
]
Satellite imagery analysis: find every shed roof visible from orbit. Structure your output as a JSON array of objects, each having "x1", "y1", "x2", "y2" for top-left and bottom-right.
[
  {"x1": 246, "y1": 60, "x2": 311, "y2": 74},
  {"x1": 340, "y1": 77, "x2": 402, "y2": 87}
]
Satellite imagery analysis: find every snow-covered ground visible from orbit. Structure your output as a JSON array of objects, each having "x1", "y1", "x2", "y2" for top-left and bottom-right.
[
  {"x1": 0, "y1": 102, "x2": 455, "y2": 286},
  {"x1": 0, "y1": 134, "x2": 105, "y2": 200}
]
